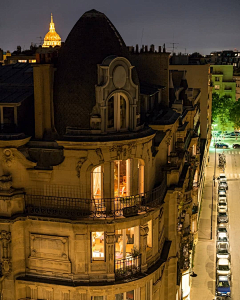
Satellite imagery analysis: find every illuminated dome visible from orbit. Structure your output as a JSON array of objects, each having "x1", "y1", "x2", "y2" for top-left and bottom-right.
[{"x1": 43, "y1": 13, "x2": 61, "y2": 48}]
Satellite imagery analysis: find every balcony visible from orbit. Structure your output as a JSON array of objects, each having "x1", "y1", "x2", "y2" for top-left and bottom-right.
[
  {"x1": 115, "y1": 254, "x2": 141, "y2": 280},
  {"x1": 25, "y1": 178, "x2": 167, "y2": 219}
]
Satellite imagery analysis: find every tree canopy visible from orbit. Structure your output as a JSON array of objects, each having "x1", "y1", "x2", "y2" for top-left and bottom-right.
[{"x1": 212, "y1": 93, "x2": 234, "y2": 131}]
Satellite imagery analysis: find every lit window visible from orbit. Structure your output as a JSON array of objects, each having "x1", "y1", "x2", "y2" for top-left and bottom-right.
[
  {"x1": 91, "y1": 297, "x2": 106, "y2": 300},
  {"x1": 92, "y1": 166, "x2": 102, "y2": 199},
  {"x1": 114, "y1": 160, "x2": 131, "y2": 197},
  {"x1": 18, "y1": 60, "x2": 27, "y2": 63},
  {"x1": 115, "y1": 227, "x2": 139, "y2": 260},
  {"x1": 29, "y1": 59, "x2": 36, "y2": 63},
  {"x1": 147, "y1": 220, "x2": 152, "y2": 248},
  {"x1": 91, "y1": 232, "x2": 105, "y2": 261},
  {"x1": 138, "y1": 160, "x2": 144, "y2": 195},
  {"x1": 215, "y1": 85, "x2": 220, "y2": 90},
  {"x1": 115, "y1": 290, "x2": 135, "y2": 300}
]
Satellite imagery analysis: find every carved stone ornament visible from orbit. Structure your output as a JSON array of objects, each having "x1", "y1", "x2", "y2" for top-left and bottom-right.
[
  {"x1": 1, "y1": 259, "x2": 12, "y2": 276},
  {"x1": 3, "y1": 149, "x2": 14, "y2": 167},
  {"x1": 106, "y1": 233, "x2": 115, "y2": 244},
  {"x1": 128, "y1": 143, "x2": 137, "y2": 156},
  {"x1": 95, "y1": 148, "x2": 104, "y2": 163},
  {"x1": 109, "y1": 145, "x2": 122, "y2": 159},
  {"x1": 76, "y1": 157, "x2": 87, "y2": 178},
  {"x1": 0, "y1": 175, "x2": 12, "y2": 191},
  {"x1": 140, "y1": 224, "x2": 149, "y2": 236},
  {"x1": 0, "y1": 230, "x2": 11, "y2": 277}
]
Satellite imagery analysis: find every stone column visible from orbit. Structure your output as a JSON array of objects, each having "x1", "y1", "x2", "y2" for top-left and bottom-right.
[
  {"x1": 106, "y1": 231, "x2": 115, "y2": 281},
  {"x1": 140, "y1": 224, "x2": 149, "y2": 272}
]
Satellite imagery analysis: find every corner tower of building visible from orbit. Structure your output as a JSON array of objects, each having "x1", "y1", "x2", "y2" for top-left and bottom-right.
[{"x1": 53, "y1": 9, "x2": 138, "y2": 135}]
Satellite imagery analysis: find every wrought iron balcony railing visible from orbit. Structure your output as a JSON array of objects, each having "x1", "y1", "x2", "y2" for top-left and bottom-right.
[
  {"x1": 115, "y1": 254, "x2": 141, "y2": 280},
  {"x1": 25, "y1": 177, "x2": 167, "y2": 219}
]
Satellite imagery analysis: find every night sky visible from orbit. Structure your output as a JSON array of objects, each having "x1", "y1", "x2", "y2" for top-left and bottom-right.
[{"x1": 1, "y1": 0, "x2": 240, "y2": 55}]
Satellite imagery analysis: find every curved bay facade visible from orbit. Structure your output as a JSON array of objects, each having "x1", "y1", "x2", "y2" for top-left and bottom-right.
[{"x1": 0, "y1": 8, "x2": 211, "y2": 300}]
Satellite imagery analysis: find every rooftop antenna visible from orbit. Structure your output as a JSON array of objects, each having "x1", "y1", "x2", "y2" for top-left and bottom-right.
[
  {"x1": 140, "y1": 28, "x2": 144, "y2": 46},
  {"x1": 169, "y1": 42, "x2": 179, "y2": 54}
]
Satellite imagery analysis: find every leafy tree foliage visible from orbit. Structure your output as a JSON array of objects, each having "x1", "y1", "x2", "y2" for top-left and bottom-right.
[
  {"x1": 212, "y1": 93, "x2": 233, "y2": 131},
  {"x1": 229, "y1": 100, "x2": 240, "y2": 129}
]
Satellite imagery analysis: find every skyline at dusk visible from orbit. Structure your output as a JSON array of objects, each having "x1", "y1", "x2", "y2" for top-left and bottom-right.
[{"x1": 2, "y1": 0, "x2": 240, "y2": 54}]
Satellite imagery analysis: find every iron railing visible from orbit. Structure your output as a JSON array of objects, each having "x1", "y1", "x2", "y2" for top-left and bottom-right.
[
  {"x1": 115, "y1": 254, "x2": 141, "y2": 280},
  {"x1": 25, "y1": 177, "x2": 167, "y2": 219}
]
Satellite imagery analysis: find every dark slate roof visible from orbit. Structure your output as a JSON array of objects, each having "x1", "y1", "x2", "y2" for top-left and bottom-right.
[
  {"x1": 0, "y1": 63, "x2": 33, "y2": 86},
  {"x1": 0, "y1": 63, "x2": 33, "y2": 104},
  {"x1": 140, "y1": 82, "x2": 165, "y2": 96},
  {"x1": 54, "y1": 9, "x2": 139, "y2": 135},
  {"x1": 150, "y1": 108, "x2": 180, "y2": 125},
  {"x1": 0, "y1": 87, "x2": 33, "y2": 104}
]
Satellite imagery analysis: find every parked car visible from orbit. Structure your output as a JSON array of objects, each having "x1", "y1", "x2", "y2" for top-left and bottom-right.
[
  {"x1": 219, "y1": 181, "x2": 228, "y2": 190},
  {"x1": 218, "y1": 190, "x2": 227, "y2": 197},
  {"x1": 218, "y1": 212, "x2": 229, "y2": 223},
  {"x1": 218, "y1": 195, "x2": 227, "y2": 203},
  {"x1": 219, "y1": 173, "x2": 227, "y2": 181},
  {"x1": 216, "y1": 275, "x2": 231, "y2": 297},
  {"x1": 216, "y1": 258, "x2": 231, "y2": 276},
  {"x1": 233, "y1": 143, "x2": 240, "y2": 148},
  {"x1": 215, "y1": 143, "x2": 229, "y2": 149},
  {"x1": 218, "y1": 202, "x2": 228, "y2": 213},
  {"x1": 217, "y1": 232, "x2": 228, "y2": 243},
  {"x1": 217, "y1": 242, "x2": 229, "y2": 251},
  {"x1": 217, "y1": 224, "x2": 228, "y2": 235},
  {"x1": 216, "y1": 246, "x2": 231, "y2": 261}
]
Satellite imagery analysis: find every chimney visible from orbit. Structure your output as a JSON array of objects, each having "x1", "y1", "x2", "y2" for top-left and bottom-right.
[
  {"x1": 145, "y1": 45, "x2": 148, "y2": 52},
  {"x1": 150, "y1": 44, "x2": 154, "y2": 52},
  {"x1": 136, "y1": 44, "x2": 139, "y2": 53},
  {"x1": 158, "y1": 46, "x2": 161, "y2": 53}
]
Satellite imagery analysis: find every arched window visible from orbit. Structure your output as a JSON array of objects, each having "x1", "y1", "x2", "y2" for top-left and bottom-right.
[
  {"x1": 92, "y1": 166, "x2": 102, "y2": 199},
  {"x1": 107, "y1": 93, "x2": 129, "y2": 131}
]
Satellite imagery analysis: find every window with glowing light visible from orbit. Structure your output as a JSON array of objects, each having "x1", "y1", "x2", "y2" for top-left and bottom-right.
[
  {"x1": 115, "y1": 227, "x2": 139, "y2": 260},
  {"x1": 91, "y1": 232, "x2": 105, "y2": 261},
  {"x1": 92, "y1": 166, "x2": 102, "y2": 199},
  {"x1": 114, "y1": 160, "x2": 130, "y2": 197},
  {"x1": 215, "y1": 85, "x2": 220, "y2": 90},
  {"x1": 147, "y1": 220, "x2": 152, "y2": 249}
]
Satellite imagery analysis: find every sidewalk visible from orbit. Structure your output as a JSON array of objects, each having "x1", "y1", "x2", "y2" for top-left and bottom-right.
[{"x1": 190, "y1": 151, "x2": 217, "y2": 300}]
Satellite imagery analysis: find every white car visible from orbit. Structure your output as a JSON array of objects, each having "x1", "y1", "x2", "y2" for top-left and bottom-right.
[
  {"x1": 218, "y1": 196, "x2": 227, "y2": 204},
  {"x1": 218, "y1": 202, "x2": 228, "y2": 213},
  {"x1": 219, "y1": 173, "x2": 227, "y2": 181},
  {"x1": 217, "y1": 232, "x2": 228, "y2": 243},
  {"x1": 219, "y1": 181, "x2": 228, "y2": 190},
  {"x1": 216, "y1": 258, "x2": 231, "y2": 276},
  {"x1": 218, "y1": 190, "x2": 227, "y2": 197},
  {"x1": 217, "y1": 224, "x2": 228, "y2": 236},
  {"x1": 216, "y1": 246, "x2": 231, "y2": 261}
]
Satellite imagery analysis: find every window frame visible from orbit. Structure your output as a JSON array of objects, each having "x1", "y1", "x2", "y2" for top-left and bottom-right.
[{"x1": 91, "y1": 231, "x2": 106, "y2": 262}]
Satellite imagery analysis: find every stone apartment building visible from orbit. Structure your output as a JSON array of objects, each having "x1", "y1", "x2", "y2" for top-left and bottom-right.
[{"x1": 0, "y1": 9, "x2": 210, "y2": 300}]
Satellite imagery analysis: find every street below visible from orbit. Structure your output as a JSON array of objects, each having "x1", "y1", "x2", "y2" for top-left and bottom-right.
[{"x1": 191, "y1": 137, "x2": 240, "y2": 300}]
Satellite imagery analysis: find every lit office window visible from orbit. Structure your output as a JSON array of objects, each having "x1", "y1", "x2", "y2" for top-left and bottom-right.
[{"x1": 91, "y1": 232, "x2": 105, "y2": 261}]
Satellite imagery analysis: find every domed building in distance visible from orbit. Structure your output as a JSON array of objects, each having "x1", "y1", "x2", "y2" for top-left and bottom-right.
[{"x1": 42, "y1": 13, "x2": 61, "y2": 47}]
